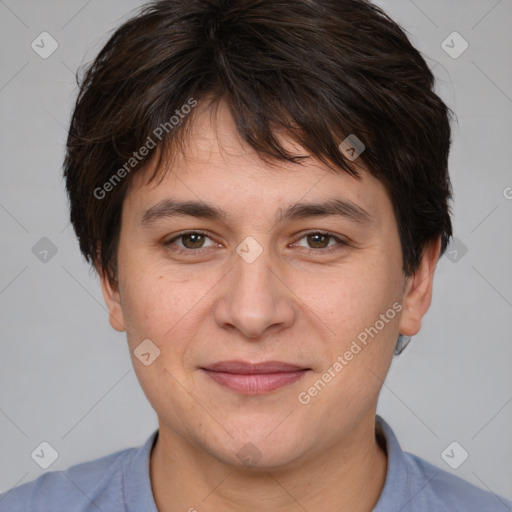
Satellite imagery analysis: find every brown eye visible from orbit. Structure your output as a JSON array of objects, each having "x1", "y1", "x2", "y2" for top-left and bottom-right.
[
  {"x1": 181, "y1": 233, "x2": 206, "y2": 249},
  {"x1": 164, "y1": 231, "x2": 216, "y2": 253},
  {"x1": 293, "y1": 231, "x2": 348, "y2": 255},
  {"x1": 306, "y1": 233, "x2": 331, "y2": 249}
]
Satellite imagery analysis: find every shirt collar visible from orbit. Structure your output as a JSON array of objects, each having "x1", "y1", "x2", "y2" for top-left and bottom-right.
[
  {"x1": 123, "y1": 416, "x2": 409, "y2": 512},
  {"x1": 123, "y1": 428, "x2": 160, "y2": 512},
  {"x1": 373, "y1": 414, "x2": 411, "y2": 511}
]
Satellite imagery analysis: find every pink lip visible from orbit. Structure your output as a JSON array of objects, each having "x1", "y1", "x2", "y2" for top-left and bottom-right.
[{"x1": 201, "y1": 360, "x2": 310, "y2": 395}]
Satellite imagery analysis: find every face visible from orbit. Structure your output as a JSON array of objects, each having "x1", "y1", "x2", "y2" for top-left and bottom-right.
[{"x1": 100, "y1": 99, "x2": 437, "y2": 468}]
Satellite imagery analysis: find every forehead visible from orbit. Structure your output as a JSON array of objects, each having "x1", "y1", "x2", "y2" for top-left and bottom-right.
[{"x1": 123, "y1": 100, "x2": 391, "y2": 224}]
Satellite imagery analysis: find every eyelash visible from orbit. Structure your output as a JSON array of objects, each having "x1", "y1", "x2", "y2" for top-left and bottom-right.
[{"x1": 163, "y1": 230, "x2": 348, "y2": 256}]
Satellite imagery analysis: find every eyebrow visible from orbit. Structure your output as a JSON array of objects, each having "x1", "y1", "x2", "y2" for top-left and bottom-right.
[
  {"x1": 281, "y1": 198, "x2": 371, "y2": 224},
  {"x1": 140, "y1": 197, "x2": 371, "y2": 227}
]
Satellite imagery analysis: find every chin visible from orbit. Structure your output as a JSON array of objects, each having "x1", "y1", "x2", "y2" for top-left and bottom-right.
[{"x1": 204, "y1": 421, "x2": 310, "y2": 470}]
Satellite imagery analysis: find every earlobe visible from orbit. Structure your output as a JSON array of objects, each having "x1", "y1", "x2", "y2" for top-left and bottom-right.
[
  {"x1": 98, "y1": 269, "x2": 126, "y2": 333},
  {"x1": 398, "y1": 237, "x2": 442, "y2": 337}
]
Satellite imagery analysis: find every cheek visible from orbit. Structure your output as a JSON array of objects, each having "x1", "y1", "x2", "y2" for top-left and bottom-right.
[
  {"x1": 119, "y1": 273, "x2": 201, "y2": 406},
  {"x1": 297, "y1": 260, "x2": 403, "y2": 403},
  {"x1": 303, "y1": 262, "x2": 402, "y2": 340},
  {"x1": 118, "y1": 267, "x2": 193, "y2": 349},
  {"x1": 118, "y1": 266, "x2": 225, "y2": 383}
]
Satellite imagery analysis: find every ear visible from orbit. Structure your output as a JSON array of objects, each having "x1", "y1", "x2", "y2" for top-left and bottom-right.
[
  {"x1": 398, "y1": 237, "x2": 442, "y2": 337},
  {"x1": 98, "y1": 268, "x2": 126, "y2": 333}
]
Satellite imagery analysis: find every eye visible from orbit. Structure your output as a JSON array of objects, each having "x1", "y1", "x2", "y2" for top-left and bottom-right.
[
  {"x1": 164, "y1": 231, "x2": 217, "y2": 252},
  {"x1": 163, "y1": 230, "x2": 348, "y2": 257},
  {"x1": 293, "y1": 231, "x2": 348, "y2": 253}
]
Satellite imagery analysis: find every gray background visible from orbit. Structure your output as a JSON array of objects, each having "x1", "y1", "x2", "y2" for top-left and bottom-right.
[{"x1": 1, "y1": 0, "x2": 511, "y2": 502}]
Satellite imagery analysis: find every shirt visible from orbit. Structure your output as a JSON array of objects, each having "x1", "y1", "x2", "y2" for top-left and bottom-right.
[{"x1": 1, "y1": 416, "x2": 510, "y2": 511}]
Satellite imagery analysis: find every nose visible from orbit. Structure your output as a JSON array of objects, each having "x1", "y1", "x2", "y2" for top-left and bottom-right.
[{"x1": 212, "y1": 242, "x2": 296, "y2": 339}]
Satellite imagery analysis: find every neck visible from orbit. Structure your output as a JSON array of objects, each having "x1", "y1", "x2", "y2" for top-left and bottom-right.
[{"x1": 150, "y1": 412, "x2": 387, "y2": 512}]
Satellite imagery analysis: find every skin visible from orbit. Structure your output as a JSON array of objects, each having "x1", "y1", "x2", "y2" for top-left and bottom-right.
[{"x1": 99, "y1": 99, "x2": 441, "y2": 512}]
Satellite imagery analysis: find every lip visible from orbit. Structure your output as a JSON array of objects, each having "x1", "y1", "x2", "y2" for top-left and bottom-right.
[{"x1": 201, "y1": 360, "x2": 310, "y2": 395}]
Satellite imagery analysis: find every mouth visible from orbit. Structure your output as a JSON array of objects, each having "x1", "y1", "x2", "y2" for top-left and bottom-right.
[{"x1": 200, "y1": 360, "x2": 311, "y2": 395}]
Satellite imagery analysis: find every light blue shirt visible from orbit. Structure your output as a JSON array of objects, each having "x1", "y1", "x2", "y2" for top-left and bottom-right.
[{"x1": 1, "y1": 416, "x2": 510, "y2": 511}]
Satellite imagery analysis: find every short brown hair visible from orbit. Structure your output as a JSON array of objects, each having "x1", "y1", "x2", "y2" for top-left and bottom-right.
[{"x1": 64, "y1": 0, "x2": 453, "y2": 287}]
